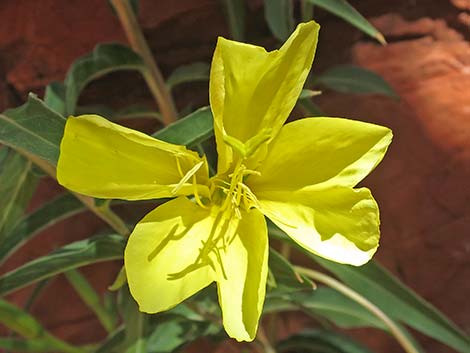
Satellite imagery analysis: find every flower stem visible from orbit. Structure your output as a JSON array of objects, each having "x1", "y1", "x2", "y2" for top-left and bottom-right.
[
  {"x1": 256, "y1": 326, "x2": 278, "y2": 353},
  {"x1": 110, "y1": 0, "x2": 178, "y2": 125},
  {"x1": 295, "y1": 267, "x2": 420, "y2": 353}
]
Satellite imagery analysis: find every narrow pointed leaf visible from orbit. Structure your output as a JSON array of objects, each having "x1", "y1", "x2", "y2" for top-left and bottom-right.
[
  {"x1": 277, "y1": 329, "x2": 374, "y2": 353},
  {"x1": 264, "y1": 0, "x2": 295, "y2": 41},
  {"x1": 220, "y1": 0, "x2": 246, "y2": 41},
  {"x1": 0, "y1": 299, "x2": 44, "y2": 338},
  {"x1": 120, "y1": 288, "x2": 148, "y2": 353},
  {"x1": 298, "y1": 98, "x2": 323, "y2": 117},
  {"x1": 0, "y1": 149, "x2": 38, "y2": 240},
  {"x1": 299, "y1": 89, "x2": 322, "y2": 100},
  {"x1": 65, "y1": 269, "x2": 116, "y2": 332},
  {"x1": 292, "y1": 287, "x2": 386, "y2": 329},
  {"x1": 0, "y1": 338, "x2": 61, "y2": 353},
  {"x1": 312, "y1": 256, "x2": 470, "y2": 353},
  {"x1": 316, "y1": 65, "x2": 398, "y2": 97},
  {"x1": 270, "y1": 225, "x2": 470, "y2": 352},
  {"x1": 154, "y1": 106, "x2": 214, "y2": 147},
  {"x1": 166, "y1": 62, "x2": 210, "y2": 89},
  {"x1": 268, "y1": 248, "x2": 314, "y2": 292},
  {"x1": 64, "y1": 43, "x2": 145, "y2": 115},
  {"x1": 0, "y1": 94, "x2": 66, "y2": 164},
  {"x1": 76, "y1": 104, "x2": 161, "y2": 121},
  {"x1": 44, "y1": 81, "x2": 67, "y2": 116},
  {"x1": 306, "y1": 0, "x2": 385, "y2": 43},
  {"x1": 0, "y1": 299, "x2": 86, "y2": 353},
  {"x1": 0, "y1": 234, "x2": 125, "y2": 296},
  {"x1": 0, "y1": 193, "x2": 84, "y2": 264}
]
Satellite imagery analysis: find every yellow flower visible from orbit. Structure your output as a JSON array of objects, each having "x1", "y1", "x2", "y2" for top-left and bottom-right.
[{"x1": 57, "y1": 21, "x2": 392, "y2": 341}]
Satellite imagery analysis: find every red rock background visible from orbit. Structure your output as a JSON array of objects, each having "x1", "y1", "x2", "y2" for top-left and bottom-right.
[{"x1": 1, "y1": 1, "x2": 470, "y2": 353}]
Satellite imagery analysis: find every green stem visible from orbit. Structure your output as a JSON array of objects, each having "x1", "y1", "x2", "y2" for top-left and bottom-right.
[
  {"x1": 110, "y1": 0, "x2": 178, "y2": 125},
  {"x1": 256, "y1": 326, "x2": 278, "y2": 353},
  {"x1": 301, "y1": 0, "x2": 314, "y2": 22},
  {"x1": 295, "y1": 267, "x2": 420, "y2": 353},
  {"x1": 65, "y1": 269, "x2": 115, "y2": 333},
  {"x1": 45, "y1": 335, "x2": 91, "y2": 353}
]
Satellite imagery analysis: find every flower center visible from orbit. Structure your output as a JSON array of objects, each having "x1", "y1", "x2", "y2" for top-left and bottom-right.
[{"x1": 209, "y1": 160, "x2": 260, "y2": 217}]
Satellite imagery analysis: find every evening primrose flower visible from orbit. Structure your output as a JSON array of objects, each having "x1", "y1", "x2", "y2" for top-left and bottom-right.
[{"x1": 57, "y1": 21, "x2": 392, "y2": 341}]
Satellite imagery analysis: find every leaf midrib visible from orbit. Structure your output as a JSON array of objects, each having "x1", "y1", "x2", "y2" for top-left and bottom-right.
[{"x1": 0, "y1": 113, "x2": 60, "y2": 151}]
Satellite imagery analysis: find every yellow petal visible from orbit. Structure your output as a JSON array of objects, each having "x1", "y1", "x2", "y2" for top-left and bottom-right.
[
  {"x1": 210, "y1": 21, "x2": 319, "y2": 173},
  {"x1": 257, "y1": 187, "x2": 379, "y2": 266},
  {"x1": 125, "y1": 197, "x2": 215, "y2": 313},
  {"x1": 57, "y1": 115, "x2": 209, "y2": 200},
  {"x1": 248, "y1": 117, "x2": 392, "y2": 192},
  {"x1": 215, "y1": 208, "x2": 268, "y2": 341}
]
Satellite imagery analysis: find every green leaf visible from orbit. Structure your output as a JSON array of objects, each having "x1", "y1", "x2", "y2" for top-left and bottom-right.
[
  {"x1": 76, "y1": 104, "x2": 162, "y2": 121},
  {"x1": 264, "y1": 0, "x2": 295, "y2": 41},
  {"x1": 265, "y1": 287, "x2": 424, "y2": 352},
  {"x1": 114, "y1": 105, "x2": 161, "y2": 121},
  {"x1": 0, "y1": 299, "x2": 87, "y2": 353},
  {"x1": 0, "y1": 146, "x2": 9, "y2": 167},
  {"x1": 65, "y1": 269, "x2": 116, "y2": 332},
  {"x1": 109, "y1": 266, "x2": 127, "y2": 291},
  {"x1": 94, "y1": 327, "x2": 125, "y2": 353},
  {"x1": 0, "y1": 337, "x2": 61, "y2": 353},
  {"x1": 220, "y1": 0, "x2": 246, "y2": 41},
  {"x1": 292, "y1": 287, "x2": 385, "y2": 329},
  {"x1": 0, "y1": 149, "x2": 38, "y2": 240},
  {"x1": 166, "y1": 62, "x2": 210, "y2": 89},
  {"x1": 313, "y1": 256, "x2": 470, "y2": 353},
  {"x1": 146, "y1": 308, "x2": 221, "y2": 353},
  {"x1": 277, "y1": 329, "x2": 374, "y2": 353},
  {"x1": 0, "y1": 94, "x2": 66, "y2": 164},
  {"x1": 315, "y1": 65, "x2": 398, "y2": 97},
  {"x1": 64, "y1": 43, "x2": 144, "y2": 115},
  {"x1": 0, "y1": 299, "x2": 44, "y2": 338},
  {"x1": 0, "y1": 193, "x2": 84, "y2": 264},
  {"x1": 268, "y1": 248, "x2": 314, "y2": 292},
  {"x1": 299, "y1": 89, "x2": 322, "y2": 100},
  {"x1": 154, "y1": 106, "x2": 213, "y2": 147},
  {"x1": 270, "y1": 224, "x2": 464, "y2": 352},
  {"x1": 44, "y1": 81, "x2": 67, "y2": 116},
  {"x1": 298, "y1": 99, "x2": 323, "y2": 117},
  {"x1": 120, "y1": 288, "x2": 148, "y2": 353},
  {"x1": 306, "y1": 0, "x2": 385, "y2": 44},
  {"x1": 0, "y1": 234, "x2": 125, "y2": 296},
  {"x1": 296, "y1": 90, "x2": 323, "y2": 117},
  {"x1": 146, "y1": 320, "x2": 186, "y2": 353}
]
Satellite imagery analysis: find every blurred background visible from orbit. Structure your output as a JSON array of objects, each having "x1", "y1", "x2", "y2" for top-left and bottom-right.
[{"x1": 0, "y1": 1, "x2": 469, "y2": 352}]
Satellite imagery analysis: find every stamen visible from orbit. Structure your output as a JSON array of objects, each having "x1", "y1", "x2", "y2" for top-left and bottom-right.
[
  {"x1": 171, "y1": 161, "x2": 204, "y2": 195},
  {"x1": 175, "y1": 156, "x2": 184, "y2": 177},
  {"x1": 192, "y1": 174, "x2": 208, "y2": 209},
  {"x1": 238, "y1": 182, "x2": 261, "y2": 209}
]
